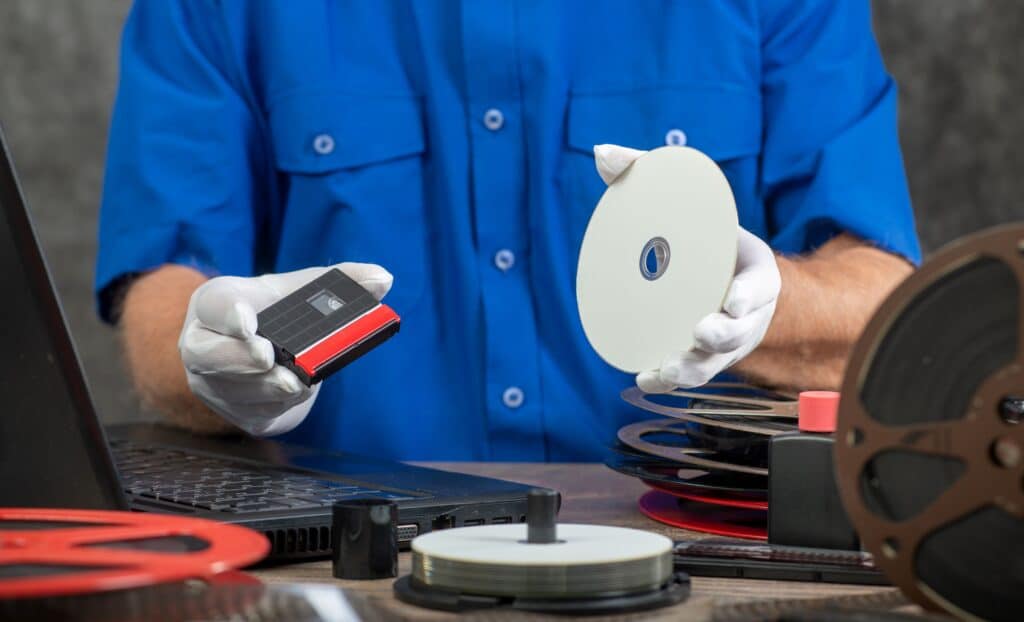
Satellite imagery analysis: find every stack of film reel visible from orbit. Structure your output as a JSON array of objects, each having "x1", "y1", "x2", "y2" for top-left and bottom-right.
[
  {"x1": 0, "y1": 507, "x2": 329, "y2": 621},
  {"x1": 608, "y1": 383, "x2": 799, "y2": 540}
]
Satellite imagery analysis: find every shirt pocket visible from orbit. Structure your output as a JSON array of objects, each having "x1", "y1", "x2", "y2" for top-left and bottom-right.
[
  {"x1": 561, "y1": 85, "x2": 762, "y2": 257},
  {"x1": 267, "y1": 91, "x2": 429, "y2": 314}
]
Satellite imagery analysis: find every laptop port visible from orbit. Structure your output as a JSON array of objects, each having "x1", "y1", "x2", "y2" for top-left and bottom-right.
[
  {"x1": 397, "y1": 523, "x2": 419, "y2": 541},
  {"x1": 463, "y1": 518, "x2": 484, "y2": 527},
  {"x1": 491, "y1": 516, "x2": 513, "y2": 524},
  {"x1": 431, "y1": 515, "x2": 456, "y2": 530}
]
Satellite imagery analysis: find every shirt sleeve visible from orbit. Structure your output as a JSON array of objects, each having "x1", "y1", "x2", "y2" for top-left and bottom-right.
[
  {"x1": 95, "y1": 0, "x2": 268, "y2": 322},
  {"x1": 759, "y1": 0, "x2": 921, "y2": 264}
]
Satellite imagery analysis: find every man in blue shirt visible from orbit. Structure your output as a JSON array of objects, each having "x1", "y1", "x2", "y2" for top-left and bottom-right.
[{"x1": 99, "y1": 1, "x2": 919, "y2": 462}]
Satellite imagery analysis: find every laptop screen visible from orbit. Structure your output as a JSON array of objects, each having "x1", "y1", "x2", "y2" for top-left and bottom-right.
[{"x1": 0, "y1": 126, "x2": 125, "y2": 510}]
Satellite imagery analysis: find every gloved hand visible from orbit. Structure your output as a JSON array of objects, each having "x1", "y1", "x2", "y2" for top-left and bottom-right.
[
  {"x1": 593, "y1": 144, "x2": 781, "y2": 392},
  {"x1": 178, "y1": 263, "x2": 393, "y2": 436}
]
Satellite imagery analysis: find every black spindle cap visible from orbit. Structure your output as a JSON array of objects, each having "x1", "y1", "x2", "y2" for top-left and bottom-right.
[{"x1": 332, "y1": 498, "x2": 398, "y2": 580}]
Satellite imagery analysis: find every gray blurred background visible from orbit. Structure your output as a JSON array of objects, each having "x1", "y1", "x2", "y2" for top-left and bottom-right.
[{"x1": 0, "y1": 1, "x2": 1020, "y2": 424}]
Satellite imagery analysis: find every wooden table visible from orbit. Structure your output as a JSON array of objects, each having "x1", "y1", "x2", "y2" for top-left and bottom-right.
[{"x1": 253, "y1": 463, "x2": 912, "y2": 621}]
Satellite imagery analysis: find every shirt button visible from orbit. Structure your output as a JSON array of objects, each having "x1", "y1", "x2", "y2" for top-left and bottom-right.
[
  {"x1": 502, "y1": 386, "x2": 525, "y2": 409},
  {"x1": 494, "y1": 249, "x2": 515, "y2": 272},
  {"x1": 664, "y1": 128, "x2": 687, "y2": 147},
  {"x1": 312, "y1": 133, "x2": 335, "y2": 155},
  {"x1": 483, "y1": 108, "x2": 505, "y2": 131}
]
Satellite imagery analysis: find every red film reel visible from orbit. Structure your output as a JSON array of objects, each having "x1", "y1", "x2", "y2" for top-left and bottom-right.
[
  {"x1": 638, "y1": 490, "x2": 767, "y2": 541},
  {"x1": 643, "y1": 479, "x2": 768, "y2": 511},
  {"x1": 0, "y1": 508, "x2": 269, "y2": 599}
]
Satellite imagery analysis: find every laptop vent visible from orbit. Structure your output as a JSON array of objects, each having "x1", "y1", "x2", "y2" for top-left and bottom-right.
[
  {"x1": 264, "y1": 527, "x2": 331, "y2": 556},
  {"x1": 263, "y1": 523, "x2": 420, "y2": 557}
]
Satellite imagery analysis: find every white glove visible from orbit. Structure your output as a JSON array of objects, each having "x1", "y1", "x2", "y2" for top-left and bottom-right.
[
  {"x1": 178, "y1": 263, "x2": 393, "y2": 436},
  {"x1": 593, "y1": 144, "x2": 781, "y2": 392}
]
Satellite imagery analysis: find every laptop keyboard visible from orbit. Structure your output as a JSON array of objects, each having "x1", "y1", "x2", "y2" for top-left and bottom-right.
[{"x1": 111, "y1": 441, "x2": 412, "y2": 513}]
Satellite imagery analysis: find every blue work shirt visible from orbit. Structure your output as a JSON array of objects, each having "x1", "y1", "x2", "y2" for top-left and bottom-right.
[{"x1": 97, "y1": 1, "x2": 920, "y2": 461}]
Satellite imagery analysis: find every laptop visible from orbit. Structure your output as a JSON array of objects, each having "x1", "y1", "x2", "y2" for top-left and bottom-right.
[{"x1": 0, "y1": 126, "x2": 533, "y2": 562}]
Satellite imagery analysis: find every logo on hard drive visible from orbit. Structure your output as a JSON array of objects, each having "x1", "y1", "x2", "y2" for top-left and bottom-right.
[{"x1": 307, "y1": 290, "x2": 346, "y2": 316}]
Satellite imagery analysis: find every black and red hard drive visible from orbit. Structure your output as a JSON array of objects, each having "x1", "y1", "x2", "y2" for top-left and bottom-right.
[{"x1": 256, "y1": 268, "x2": 400, "y2": 385}]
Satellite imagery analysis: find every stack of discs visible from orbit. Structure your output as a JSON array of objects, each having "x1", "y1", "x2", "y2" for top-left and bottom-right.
[
  {"x1": 394, "y1": 489, "x2": 689, "y2": 614},
  {"x1": 608, "y1": 384, "x2": 800, "y2": 540}
]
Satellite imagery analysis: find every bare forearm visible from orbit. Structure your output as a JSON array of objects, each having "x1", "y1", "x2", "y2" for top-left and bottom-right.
[
  {"x1": 734, "y1": 234, "x2": 913, "y2": 391},
  {"x1": 119, "y1": 264, "x2": 234, "y2": 434}
]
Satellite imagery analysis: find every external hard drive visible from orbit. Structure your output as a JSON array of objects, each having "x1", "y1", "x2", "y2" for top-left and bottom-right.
[{"x1": 256, "y1": 269, "x2": 400, "y2": 385}]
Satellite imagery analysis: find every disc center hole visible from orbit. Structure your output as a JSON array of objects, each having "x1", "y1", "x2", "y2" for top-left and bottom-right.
[{"x1": 640, "y1": 237, "x2": 671, "y2": 281}]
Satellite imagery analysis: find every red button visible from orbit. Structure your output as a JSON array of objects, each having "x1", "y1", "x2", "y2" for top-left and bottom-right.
[{"x1": 798, "y1": 390, "x2": 840, "y2": 433}]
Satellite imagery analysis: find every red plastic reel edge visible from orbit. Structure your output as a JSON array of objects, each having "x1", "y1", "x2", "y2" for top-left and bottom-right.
[
  {"x1": 638, "y1": 490, "x2": 767, "y2": 541},
  {"x1": 643, "y1": 479, "x2": 769, "y2": 511},
  {"x1": 0, "y1": 508, "x2": 269, "y2": 599}
]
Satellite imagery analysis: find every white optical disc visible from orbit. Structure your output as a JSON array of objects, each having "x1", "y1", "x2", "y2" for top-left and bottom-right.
[{"x1": 576, "y1": 146, "x2": 738, "y2": 373}]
